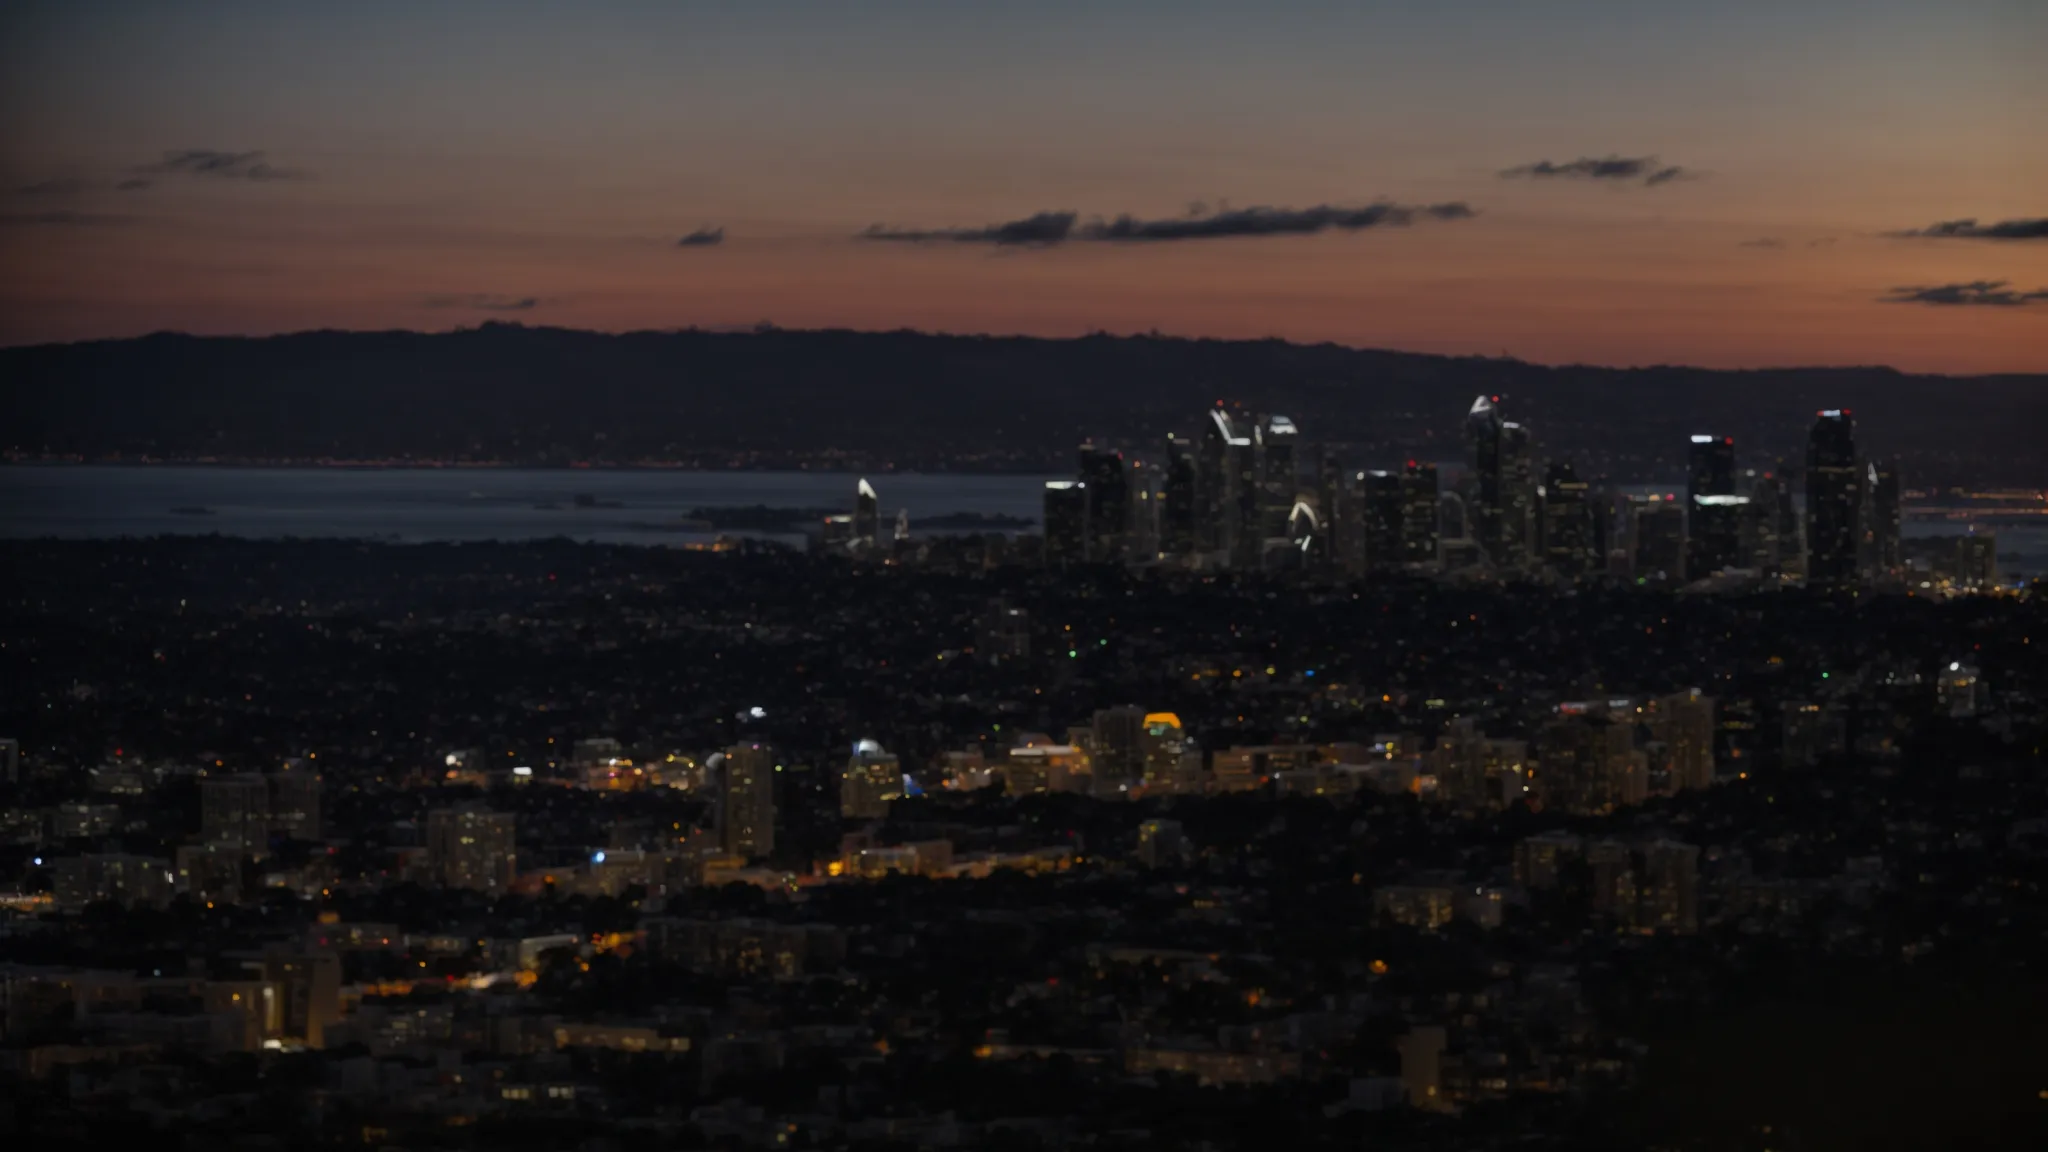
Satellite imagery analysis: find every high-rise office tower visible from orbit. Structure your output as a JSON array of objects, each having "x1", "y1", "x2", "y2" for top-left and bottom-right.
[
  {"x1": 1856, "y1": 461, "x2": 1878, "y2": 575},
  {"x1": 1686, "y1": 434, "x2": 1737, "y2": 495},
  {"x1": 1466, "y1": 396, "x2": 1535, "y2": 572},
  {"x1": 425, "y1": 805, "x2": 518, "y2": 892},
  {"x1": 1089, "y1": 706, "x2": 1148, "y2": 791},
  {"x1": 1360, "y1": 470, "x2": 1404, "y2": 571},
  {"x1": 1126, "y1": 455, "x2": 1162, "y2": 561},
  {"x1": 201, "y1": 774, "x2": 271, "y2": 855},
  {"x1": 1770, "y1": 461, "x2": 1805, "y2": 577},
  {"x1": 1648, "y1": 689, "x2": 1716, "y2": 793},
  {"x1": 1198, "y1": 407, "x2": 1250, "y2": 556},
  {"x1": 1228, "y1": 424, "x2": 1262, "y2": 570},
  {"x1": 1686, "y1": 435, "x2": 1744, "y2": 578},
  {"x1": 1631, "y1": 498, "x2": 1687, "y2": 582},
  {"x1": 1400, "y1": 462, "x2": 1441, "y2": 567},
  {"x1": 1870, "y1": 460, "x2": 1902, "y2": 582},
  {"x1": 1078, "y1": 443, "x2": 1130, "y2": 561},
  {"x1": 1500, "y1": 421, "x2": 1537, "y2": 570},
  {"x1": 1043, "y1": 481, "x2": 1088, "y2": 564},
  {"x1": 1139, "y1": 712, "x2": 1190, "y2": 790},
  {"x1": 853, "y1": 478, "x2": 880, "y2": 549},
  {"x1": 840, "y1": 739, "x2": 902, "y2": 821},
  {"x1": 1744, "y1": 472, "x2": 1785, "y2": 573},
  {"x1": 1540, "y1": 461, "x2": 1595, "y2": 578},
  {"x1": 1499, "y1": 422, "x2": 1531, "y2": 569},
  {"x1": 1314, "y1": 445, "x2": 1346, "y2": 568},
  {"x1": 718, "y1": 744, "x2": 777, "y2": 859},
  {"x1": 1258, "y1": 415, "x2": 1300, "y2": 542},
  {"x1": 1161, "y1": 435, "x2": 1198, "y2": 557},
  {"x1": 1466, "y1": 395, "x2": 1504, "y2": 559},
  {"x1": 1438, "y1": 489, "x2": 1473, "y2": 562},
  {"x1": 1588, "y1": 477, "x2": 1615, "y2": 570},
  {"x1": 1805, "y1": 410, "x2": 1862, "y2": 589}
]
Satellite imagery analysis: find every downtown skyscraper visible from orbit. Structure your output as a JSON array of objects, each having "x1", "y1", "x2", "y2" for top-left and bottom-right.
[
  {"x1": 1078, "y1": 442, "x2": 1131, "y2": 561},
  {"x1": 1197, "y1": 407, "x2": 1250, "y2": 559},
  {"x1": 1042, "y1": 480, "x2": 1088, "y2": 565},
  {"x1": 1360, "y1": 469, "x2": 1404, "y2": 572},
  {"x1": 1805, "y1": 410, "x2": 1862, "y2": 590},
  {"x1": 1400, "y1": 462, "x2": 1441, "y2": 567},
  {"x1": 1257, "y1": 415, "x2": 1300, "y2": 542},
  {"x1": 1869, "y1": 460, "x2": 1902, "y2": 582},
  {"x1": 1160, "y1": 434, "x2": 1198, "y2": 556},
  {"x1": 853, "y1": 477, "x2": 880, "y2": 549},
  {"x1": 1466, "y1": 396, "x2": 1535, "y2": 573},
  {"x1": 1540, "y1": 461, "x2": 1597, "y2": 578},
  {"x1": 1685, "y1": 435, "x2": 1744, "y2": 579},
  {"x1": 1358, "y1": 461, "x2": 1441, "y2": 572}
]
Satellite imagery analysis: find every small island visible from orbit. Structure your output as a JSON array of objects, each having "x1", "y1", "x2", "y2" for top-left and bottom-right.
[
  {"x1": 685, "y1": 505, "x2": 841, "y2": 532},
  {"x1": 910, "y1": 511, "x2": 1034, "y2": 530},
  {"x1": 676, "y1": 506, "x2": 1037, "y2": 533},
  {"x1": 621, "y1": 520, "x2": 713, "y2": 534}
]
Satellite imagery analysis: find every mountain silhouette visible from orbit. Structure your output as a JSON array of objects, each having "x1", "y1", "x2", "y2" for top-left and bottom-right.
[{"x1": 2, "y1": 323, "x2": 2040, "y2": 483}]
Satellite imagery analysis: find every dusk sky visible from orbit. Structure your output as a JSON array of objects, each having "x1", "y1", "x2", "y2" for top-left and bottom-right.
[{"x1": 2, "y1": 0, "x2": 2043, "y2": 372}]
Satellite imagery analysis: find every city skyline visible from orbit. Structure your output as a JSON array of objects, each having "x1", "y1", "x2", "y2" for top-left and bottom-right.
[
  {"x1": 1011, "y1": 394, "x2": 1954, "y2": 593},
  {"x1": 4, "y1": 0, "x2": 2045, "y2": 372}
]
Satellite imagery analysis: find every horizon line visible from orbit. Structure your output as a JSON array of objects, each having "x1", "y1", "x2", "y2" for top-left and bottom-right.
[{"x1": 5, "y1": 320, "x2": 2040, "y2": 380}]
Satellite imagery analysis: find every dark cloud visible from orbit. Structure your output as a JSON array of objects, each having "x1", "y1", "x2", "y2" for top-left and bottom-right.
[
  {"x1": 115, "y1": 178, "x2": 154, "y2": 192},
  {"x1": 1090, "y1": 201, "x2": 1474, "y2": 242},
  {"x1": 1881, "y1": 280, "x2": 2048, "y2": 307},
  {"x1": 861, "y1": 211, "x2": 1078, "y2": 246},
  {"x1": 677, "y1": 226, "x2": 725, "y2": 247},
  {"x1": 139, "y1": 149, "x2": 306, "y2": 181},
  {"x1": 1888, "y1": 217, "x2": 2048, "y2": 241},
  {"x1": 1499, "y1": 155, "x2": 1689, "y2": 187},
  {"x1": 0, "y1": 211, "x2": 133, "y2": 227},
  {"x1": 15, "y1": 179, "x2": 86, "y2": 196},
  {"x1": 422, "y1": 294, "x2": 540, "y2": 312},
  {"x1": 1738, "y1": 237, "x2": 1785, "y2": 249},
  {"x1": 860, "y1": 202, "x2": 1472, "y2": 247}
]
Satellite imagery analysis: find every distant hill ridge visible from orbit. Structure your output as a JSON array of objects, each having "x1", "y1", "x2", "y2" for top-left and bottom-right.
[{"x1": 2, "y1": 323, "x2": 2041, "y2": 483}]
